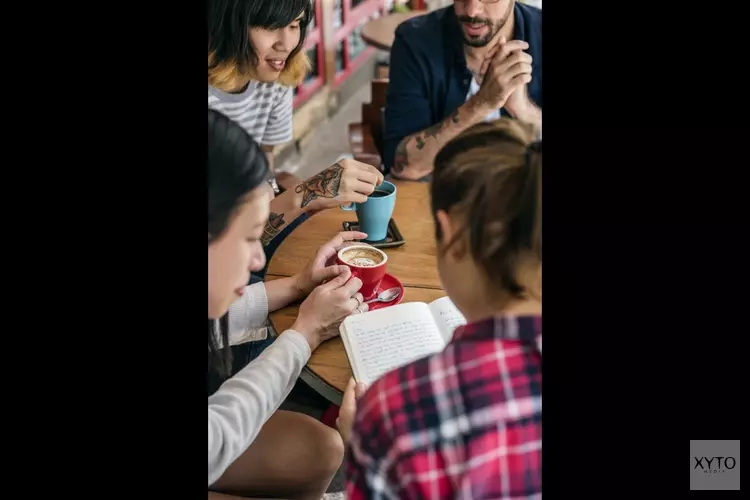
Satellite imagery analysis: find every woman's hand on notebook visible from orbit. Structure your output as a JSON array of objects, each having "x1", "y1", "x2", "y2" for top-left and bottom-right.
[{"x1": 292, "y1": 266, "x2": 368, "y2": 351}]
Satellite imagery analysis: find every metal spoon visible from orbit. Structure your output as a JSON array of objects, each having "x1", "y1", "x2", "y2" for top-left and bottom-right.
[{"x1": 364, "y1": 287, "x2": 402, "y2": 305}]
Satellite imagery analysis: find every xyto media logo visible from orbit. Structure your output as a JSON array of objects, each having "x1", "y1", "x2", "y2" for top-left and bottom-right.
[
  {"x1": 693, "y1": 456, "x2": 736, "y2": 474},
  {"x1": 690, "y1": 440, "x2": 740, "y2": 490}
]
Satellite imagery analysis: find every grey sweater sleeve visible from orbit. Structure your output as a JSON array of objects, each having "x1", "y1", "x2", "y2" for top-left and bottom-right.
[{"x1": 208, "y1": 283, "x2": 312, "y2": 486}]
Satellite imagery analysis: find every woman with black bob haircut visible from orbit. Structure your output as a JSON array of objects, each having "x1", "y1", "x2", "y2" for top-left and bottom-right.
[{"x1": 208, "y1": 0, "x2": 383, "y2": 262}]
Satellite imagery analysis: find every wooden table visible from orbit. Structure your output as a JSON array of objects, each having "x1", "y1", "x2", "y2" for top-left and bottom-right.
[
  {"x1": 267, "y1": 182, "x2": 441, "y2": 290},
  {"x1": 360, "y1": 11, "x2": 426, "y2": 51},
  {"x1": 267, "y1": 181, "x2": 442, "y2": 403}
]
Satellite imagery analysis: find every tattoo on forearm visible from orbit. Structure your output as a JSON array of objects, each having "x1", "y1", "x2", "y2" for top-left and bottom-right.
[
  {"x1": 423, "y1": 121, "x2": 447, "y2": 141},
  {"x1": 294, "y1": 163, "x2": 343, "y2": 209},
  {"x1": 392, "y1": 110, "x2": 462, "y2": 174},
  {"x1": 392, "y1": 138, "x2": 409, "y2": 174},
  {"x1": 262, "y1": 212, "x2": 286, "y2": 246},
  {"x1": 421, "y1": 110, "x2": 461, "y2": 145}
]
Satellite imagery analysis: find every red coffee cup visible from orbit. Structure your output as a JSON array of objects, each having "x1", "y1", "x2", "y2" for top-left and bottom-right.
[{"x1": 335, "y1": 245, "x2": 388, "y2": 300}]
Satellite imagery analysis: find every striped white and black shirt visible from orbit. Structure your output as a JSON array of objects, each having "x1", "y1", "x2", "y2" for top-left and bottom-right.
[{"x1": 208, "y1": 81, "x2": 294, "y2": 146}]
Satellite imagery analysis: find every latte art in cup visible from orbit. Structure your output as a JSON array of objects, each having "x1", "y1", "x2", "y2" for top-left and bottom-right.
[
  {"x1": 336, "y1": 245, "x2": 389, "y2": 301},
  {"x1": 340, "y1": 247, "x2": 385, "y2": 267},
  {"x1": 349, "y1": 257, "x2": 378, "y2": 267}
]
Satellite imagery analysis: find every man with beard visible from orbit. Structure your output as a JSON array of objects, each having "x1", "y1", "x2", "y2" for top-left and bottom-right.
[{"x1": 384, "y1": 0, "x2": 541, "y2": 181}]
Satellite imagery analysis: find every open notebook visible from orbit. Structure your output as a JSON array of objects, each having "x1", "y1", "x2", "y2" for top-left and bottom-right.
[{"x1": 340, "y1": 296, "x2": 467, "y2": 385}]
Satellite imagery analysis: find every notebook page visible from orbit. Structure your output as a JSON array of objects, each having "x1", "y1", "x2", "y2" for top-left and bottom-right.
[
  {"x1": 342, "y1": 302, "x2": 445, "y2": 385},
  {"x1": 428, "y1": 296, "x2": 467, "y2": 343}
]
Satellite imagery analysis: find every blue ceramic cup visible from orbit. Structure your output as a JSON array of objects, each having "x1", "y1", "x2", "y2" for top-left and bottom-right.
[{"x1": 340, "y1": 181, "x2": 397, "y2": 241}]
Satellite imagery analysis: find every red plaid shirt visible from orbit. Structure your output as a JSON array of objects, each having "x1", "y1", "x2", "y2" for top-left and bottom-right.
[{"x1": 346, "y1": 314, "x2": 542, "y2": 500}]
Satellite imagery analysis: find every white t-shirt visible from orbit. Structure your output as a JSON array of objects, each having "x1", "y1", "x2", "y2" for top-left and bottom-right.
[
  {"x1": 467, "y1": 77, "x2": 502, "y2": 122},
  {"x1": 208, "y1": 81, "x2": 294, "y2": 146}
]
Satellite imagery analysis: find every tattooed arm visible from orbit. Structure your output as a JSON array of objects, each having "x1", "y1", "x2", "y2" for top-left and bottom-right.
[
  {"x1": 262, "y1": 160, "x2": 381, "y2": 246},
  {"x1": 263, "y1": 193, "x2": 302, "y2": 247},
  {"x1": 294, "y1": 163, "x2": 344, "y2": 209},
  {"x1": 262, "y1": 164, "x2": 345, "y2": 247},
  {"x1": 262, "y1": 164, "x2": 315, "y2": 246},
  {"x1": 261, "y1": 211, "x2": 287, "y2": 246},
  {"x1": 390, "y1": 96, "x2": 495, "y2": 180},
  {"x1": 382, "y1": 29, "x2": 498, "y2": 180},
  {"x1": 258, "y1": 144, "x2": 300, "y2": 246}
]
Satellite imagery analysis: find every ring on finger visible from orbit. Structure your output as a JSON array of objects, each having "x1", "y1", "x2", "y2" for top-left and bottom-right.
[{"x1": 353, "y1": 294, "x2": 362, "y2": 307}]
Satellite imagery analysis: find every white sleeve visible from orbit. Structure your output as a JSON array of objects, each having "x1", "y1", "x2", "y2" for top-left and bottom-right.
[
  {"x1": 207, "y1": 329, "x2": 311, "y2": 486},
  {"x1": 226, "y1": 283, "x2": 269, "y2": 346}
]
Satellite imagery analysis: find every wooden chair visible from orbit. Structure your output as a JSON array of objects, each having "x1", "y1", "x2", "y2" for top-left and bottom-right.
[{"x1": 348, "y1": 79, "x2": 389, "y2": 172}]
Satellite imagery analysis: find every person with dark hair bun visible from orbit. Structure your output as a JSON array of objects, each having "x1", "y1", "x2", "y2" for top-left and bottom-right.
[
  {"x1": 208, "y1": 0, "x2": 384, "y2": 262},
  {"x1": 207, "y1": 109, "x2": 370, "y2": 499},
  {"x1": 339, "y1": 118, "x2": 542, "y2": 499}
]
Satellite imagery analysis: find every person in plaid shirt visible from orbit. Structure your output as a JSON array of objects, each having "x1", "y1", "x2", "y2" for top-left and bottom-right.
[{"x1": 337, "y1": 117, "x2": 542, "y2": 499}]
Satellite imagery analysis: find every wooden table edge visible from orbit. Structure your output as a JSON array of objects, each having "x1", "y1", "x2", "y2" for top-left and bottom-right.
[
  {"x1": 360, "y1": 11, "x2": 427, "y2": 52},
  {"x1": 359, "y1": 33, "x2": 392, "y2": 52}
]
